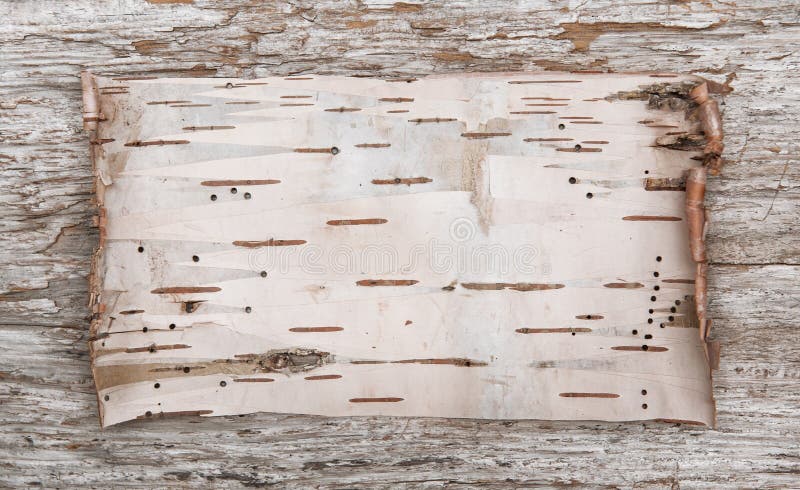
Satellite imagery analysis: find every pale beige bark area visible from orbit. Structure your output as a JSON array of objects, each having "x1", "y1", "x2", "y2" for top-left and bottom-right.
[
  {"x1": 87, "y1": 72, "x2": 716, "y2": 428},
  {"x1": 1, "y1": 0, "x2": 799, "y2": 487}
]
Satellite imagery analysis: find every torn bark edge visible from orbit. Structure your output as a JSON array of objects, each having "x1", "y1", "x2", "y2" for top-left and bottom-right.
[
  {"x1": 690, "y1": 81, "x2": 724, "y2": 175},
  {"x1": 82, "y1": 70, "x2": 108, "y2": 428}
]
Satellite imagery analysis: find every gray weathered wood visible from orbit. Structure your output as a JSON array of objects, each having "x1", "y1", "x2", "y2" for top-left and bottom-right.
[{"x1": 0, "y1": 0, "x2": 798, "y2": 487}]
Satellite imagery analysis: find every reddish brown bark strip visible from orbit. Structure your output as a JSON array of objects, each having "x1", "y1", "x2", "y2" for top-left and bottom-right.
[
  {"x1": 325, "y1": 107, "x2": 361, "y2": 112},
  {"x1": 327, "y1": 218, "x2": 388, "y2": 225},
  {"x1": 557, "y1": 147, "x2": 602, "y2": 152},
  {"x1": 461, "y1": 132, "x2": 512, "y2": 138},
  {"x1": 295, "y1": 147, "x2": 337, "y2": 153},
  {"x1": 604, "y1": 282, "x2": 644, "y2": 289},
  {"x1": 516, "y1": 328, "x2": 592, "y2": 334},
  {"x1": 232, "y1": 239, "x2": 306, "y2": 248},
  {"x1": 124, "y1": 140, "x2": 189, "y2": 147},
  {"x1": 170, "y1": 104, "x2": 211, "y2": 108},
  {"x1": 151, "y1": 287, "x2": 221, "y2": 294},
  {"x1": 147, "y1": 100, "x2": 191, "y2": 105},
  {"x1": 391, "y1": 358, "x2": 487, "y2": 367},
  {"x1": 581, "y1": 140, "x2": 609, "y2": 144},
  {"x1": 379, "y1": 97, "x2": 414, "y2": 102},
  {"x1": 611, "y1": 346, "x2": 669, "y2": 352},
  {"x1": 356, "y1": 280, "x2": 419, "y2": 287},
  {"x1": 461, "y1": 283, "x2": 565, "y2": 291},
  {"x1": 201, "y1": 179, "x2": 280, "y2": 186},
  {"x1": 645, "y1": 177, "x2": 686, "y2": 191},
  {"x1": 622, "y1": 216, "x2": 682, "y2": 221},
  {"x1": 288, "y1": 327, "x2": 345, "y2": 332},
  {"x1": 355, "y1": 143, "x2": 391, "y2": 148},
  {"x1": 510, "y1": 111, "x2": 557, "y2": 114},
  {"x1": 371, "y1": 177, "x2": 432, "y2": 185},
  {"x1": 570, "y1": 121, "x2": 603, "y2": 124},
  {"x1": 119, "y1": 309, "x2": 145, "y2": 315},
  {"x1": 524, "y1": 138, "x2": 573, "y2": 142},
  {"x1": 559, "y1": 392, "x2": 620, "y2": 398},
  {"x1": 662, "y1": 278, "x2": 695, "y2": 284},
  {"x1": 126, "y1": 344, "x2": 191, "y2": 353},
  {"x1": 234, "y1": 378, "x2": 275, "y2": 382},
  {"x1": 305, "y1": 375, "x2": 342, "y2": 380},
  {"x1": 575, "y1": 314, "x2": 604, "y2": 320},
  {"x1": 408, "y1": 118, "x2": 457, "y2": 123},
  {"x1": 349, "y1": 397, "x2": 404, "y2": 403}
]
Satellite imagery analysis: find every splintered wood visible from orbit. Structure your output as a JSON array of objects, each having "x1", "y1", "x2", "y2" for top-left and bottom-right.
[{"x1": 83, "y1": 72, "x2": 722, "y2": 428}]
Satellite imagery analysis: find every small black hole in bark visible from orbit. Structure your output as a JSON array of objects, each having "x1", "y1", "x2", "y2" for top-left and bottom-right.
[
  {"x1": 653, "y1": 272, "x2": 659, "y2": 277},
  {"x1": 644, "y1": 170, "x2": 650, "y2": 175},
  {"x1": 650, "y1": 296, "x2": 657, "y2": 302},
  {"x1": 647, "y1": 318, "x2": 653, "y2": 324},
  {"x1": 169, "y1": 323, "x2": 176, "y2": 330},
  {"x1": 654, "y1": 285, "x2": 660, "y2": 291},
  {"x1": 586, "y1": 192, "x2": 593, "y2": 199},
  {"x1": 642, "y1": 403, "x2": 648, "y2": 409},
  {"x1": 642, "y1": 345, "x2": 649, "y2": 351},
  {"x1": 574, "y1": 144, "x2": 582, "y2": 151},
  {"x1": 656, "y1": 256, "x2": 662, "y2": 262},
  {"x1": 142, "y1": 327, "x2": 148, "y2": 332},
  {"x1": 641, "y1": 389, "x2": 648, "y2": 396},
  {"x1": 137, "y1": 246, "x2": 144, "y2": 253},
  {"x1": 220, "y1": 381, "x2": 227, "y2": 387},
  {"x1": 558, "y1": 124, "x2": 565, "y2": 130},
  {"x1": 104, "y1": 395, "x2": 110, "y2": 401},
  {"x1": 183, "y1": 367, "x2": 191, "y2": 373},
  {"x1": 154, "y1": 383, "x2": 160, "y2": 389},
  {"x1": 331, "y1": 146, "x2": 340, "y2": 155},
  {"x1": 245, "y1": 306, "x2": 252, "y2": 313},
  {"x1": 244, "y1": 192, "x2": 252, "y2": 199},
  {"x1": 675, "y1": 300, "x2": 681, "y2": 306},
  {"x1": 260, "y1": 271, "x2": 268, "y2": 278},
  {"x1": 644, "y1": 334, "x2": 653, "y2": 339},
  {"x1": 569, "y1": 177, "x2": 577, "y2": 184},
  {"x1": 192, "y1": 255, "x2": 199, "y2": 262},
  {"x1": 670, "y1": 306, "x2": 677, "y2": 313},
  {"x1": 571, "y1": 332, "x2": 576, "y2": 336},
  {"x1": 145, "y1": 411, "x2": 153, "y2": 417},
  {"x1": 225, "y1": 82, "x2": 234, "y2": 89},
  {"x1": 648, "y1": 309, "x2": 654, "y2": 314},
  {"x1": 632, "y1": 329, "x2": 638, "y2": 335},
  {"x1": 230, "y1": 187, "x2": 237, "y2": 194}
]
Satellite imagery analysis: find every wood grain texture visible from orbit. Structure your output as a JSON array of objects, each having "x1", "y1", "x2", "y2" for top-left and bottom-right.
[{"x1": 0, "y1": 0, "x2": 798, "y2": 487}]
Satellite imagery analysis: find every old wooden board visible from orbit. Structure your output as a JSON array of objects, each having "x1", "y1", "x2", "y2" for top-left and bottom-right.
[
  {"x1": 84, "y1": 72, "x2": 718, "y2": 427},
  {"x1": 1, "y1": 0, "x2": 799, "y2": 488}
]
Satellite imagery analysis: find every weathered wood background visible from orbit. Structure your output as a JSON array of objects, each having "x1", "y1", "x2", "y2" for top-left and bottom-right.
[{"x1": 1, "y1": 0, "x2": 798, "y2": 487}]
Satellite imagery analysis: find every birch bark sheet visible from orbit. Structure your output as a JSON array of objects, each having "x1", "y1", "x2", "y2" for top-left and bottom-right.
[{"x1": 83, "y1": 72, "x2": 718, "y2": 427}]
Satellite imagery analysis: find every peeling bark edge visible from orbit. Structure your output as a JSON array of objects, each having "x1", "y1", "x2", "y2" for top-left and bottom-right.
[
  {"x1": 82, "y1": 70, "x2": 107, "y2": 428},
  {"x1": 690, "y1": 82, "x2": 725, "y2": 175}
]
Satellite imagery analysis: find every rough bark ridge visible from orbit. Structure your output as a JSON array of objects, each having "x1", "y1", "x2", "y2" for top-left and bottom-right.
[{"x1": 0, "y1": 0, "x2": 799, "y2": 488}]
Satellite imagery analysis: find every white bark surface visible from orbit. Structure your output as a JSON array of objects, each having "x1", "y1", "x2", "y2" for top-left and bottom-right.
[{"x1": 0, "y1": 0, "x2": 798, "y2": 487}]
